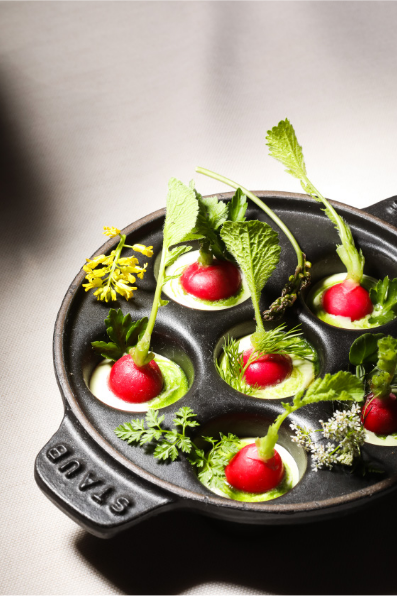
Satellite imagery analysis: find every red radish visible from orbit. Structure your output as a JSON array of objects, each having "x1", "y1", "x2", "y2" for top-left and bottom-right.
[
  {"x1": 180, "y1": 260, "x2": 241, "y2": 301},
  {"x1": 109, "y1": 354, "x2": 163, "y2": 403},
  {"x1": 225, "y1": 443, "x2": 284, "y2": 493},
  {"x1": 322, "y1": 280, "x2": 373, "y2": 321},
  {"x1": 361, "y1": 392, "x2": 397, "y2": 435},
  {"x1": 243, "y1": 349, "x2": 292, "y2": 388}
]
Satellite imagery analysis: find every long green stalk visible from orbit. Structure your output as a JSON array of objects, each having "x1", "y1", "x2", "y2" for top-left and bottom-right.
[{"x1": 196, "y1": 166, "x2": 304, "y2": 270}]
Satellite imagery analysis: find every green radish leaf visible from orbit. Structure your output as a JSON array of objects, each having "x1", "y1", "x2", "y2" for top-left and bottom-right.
[
  {"x1": 228, "y1": 188, "x2": 248, "y2": 222},
  {"x1": 163, "y1": 178, "x2": 200, "y2": 250},
  {"x1": 301, "y1": 371, "x2": 365, "y2": 404},
  {"x1": 349, "y1": 333, "x2": 385, "y2": 366},
  {"x1": 370, "y1": 336, "x2": 397, "y2": 398},
  {"x1": 220, "y1": 220, "x2": 280, "y2": 328},
  {"x1": 266, "y1": 119, "x2": 364, "y2": 284}
]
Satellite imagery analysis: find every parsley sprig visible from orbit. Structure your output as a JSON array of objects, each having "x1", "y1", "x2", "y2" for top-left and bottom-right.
[{"x1": 115, "y1": 407, "x2": 240, "y2": 489}]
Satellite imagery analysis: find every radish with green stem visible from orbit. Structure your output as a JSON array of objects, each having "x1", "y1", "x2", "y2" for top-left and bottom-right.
[
  {"x1": 350, "y1": 335, "x2": 397, "y2": 435},
  {"x1": 225, "y1": 371, "x2": 364, "y2": 493},
  {"x1": 90, "y1": 178, "x2": 198, "y2": 408},
  {"x1": 196, "y1": 166, "x2": 311, "y2": 320},
  {"x1": 218, "y1": 220, "x2": 315, "y2": 393},
  {"x1": 266, "y1": 119, "x2": 376, "y2": 324},
  {"x1": 177, "y1": 185, "x2": 248, "y2": 302}
]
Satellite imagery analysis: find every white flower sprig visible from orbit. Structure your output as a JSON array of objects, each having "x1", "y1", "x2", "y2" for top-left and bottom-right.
[{"x1": 290, "y1": 404, "x2": 366, "y2": 471}]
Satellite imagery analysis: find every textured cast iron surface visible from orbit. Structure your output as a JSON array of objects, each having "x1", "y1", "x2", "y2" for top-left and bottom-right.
[{"x1": 35, "y1": 192, "x2": 397, "y2": 536}]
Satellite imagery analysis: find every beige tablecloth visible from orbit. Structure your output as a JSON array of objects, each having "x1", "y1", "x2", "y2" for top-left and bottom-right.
[{"x1": 1, "y1": 2, "x2": 397, "y2": 594}]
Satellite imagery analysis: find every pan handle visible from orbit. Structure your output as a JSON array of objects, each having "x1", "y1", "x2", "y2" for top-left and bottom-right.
[
  {"x1": 362, "y1": 195, "x2": 397, "y2": 224},
  {"x1": 35, "y1": 412, "x2": 176, "y2": 538}
]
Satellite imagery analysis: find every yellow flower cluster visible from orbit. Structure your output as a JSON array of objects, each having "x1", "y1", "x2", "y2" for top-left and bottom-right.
[{"x1": 82, "y1": 228, "x2": 153, "y2": 302}]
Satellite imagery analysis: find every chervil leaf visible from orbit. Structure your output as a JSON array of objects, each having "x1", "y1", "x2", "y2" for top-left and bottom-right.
[
  {"x1": 114, "y1": 419, "x2": 146, "y2": 444},
  {"x1": 154, "y1": 442, "x2": 179, "y2": 461},
  {"x1": 349, "y1": 333, "x2": 385, "y2": 366},
  {"x1": 221, "y1": 220, "x2": 280, "y2": 329},
  {"x1": 369, "y1": 277, "x2": 397, "y2": 325},
  {"x1": 267, "y1": 119, "x2": 364, "y2": 284},
  {"x1": 228, "y1": 188, "x2": 248, "y2": 222}
]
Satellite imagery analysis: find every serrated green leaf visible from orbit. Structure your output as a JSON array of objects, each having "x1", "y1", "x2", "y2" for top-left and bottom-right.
[
  {"x1": 267, "y1": 119, "x2": 364, "y2": 283},
  {"x1": 302, "y1": 371, "x2": 365, "y2": 403},
  {"x1": 370, "y1": 336, "x2": 397, "y2": 398},
  {"x1": 228, "y1": 188, "x2": 248, "y2": 222},
  {"x1": 145, "y1": 410, "x2": 164, "y2": 428},
  {"x1": 163, "y1": 178, "x2": 199, "y2": 250},
  {"x1": 220, "y1": 220, "x2": 280, "y2": 327}
]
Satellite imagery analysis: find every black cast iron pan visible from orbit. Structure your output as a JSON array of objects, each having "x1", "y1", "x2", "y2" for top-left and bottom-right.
[{"x1": 35, "y1": 191, "x2": 397, "y2": 538}]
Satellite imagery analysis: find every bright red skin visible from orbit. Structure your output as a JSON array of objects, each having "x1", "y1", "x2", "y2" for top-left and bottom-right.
[
  {"x1": 242, "y1": 349, "x2": 293, "y2": 388},
  {"x1": 361, "y1": 392, "x2": 397, "y2": 435},
  {"x1": 180, "y1": 260, "x2": 241, "y2": 301},
  {"x1": 109, "y1": 354, "x2": 163, "y2": 403},
  {"x1": 322, "y1": 280, "x2": 373, "y2": 321},
  {"x1": 225, "y1": 443, "x2": 285, "y2": 493}
]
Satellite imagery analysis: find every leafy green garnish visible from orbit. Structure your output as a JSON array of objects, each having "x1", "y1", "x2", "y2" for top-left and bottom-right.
[
  {"x1": 369, "y1": 276, "x2": 397, "y2": 325},
  {"x1": 165, "y1": 245, "x2": 192, "y2": 268},
  {"x1": 132, "y1": 179, "x2": 199, "y2": 366},
  {"x1": 349, "y1": 333, "x2": 385, "y2": 368},
  {"x1": 216, "y1": 337, "x2": 257, "y2": 395},
  {"x1": 220, "y1": 220, "x2": 280, "y2": 332},
  {"x1": 251, "y1": 324, "x2": 312, "y2": 359},
  {"x1": 115, "y1": 407, "x2": 240, "y2": 489},
  {"x1": 186, "y1": 184, "x2": 248, "y2": 266},
  {"x1": 196, "y1": 167, "x2": 311, "y2": 320},
  {"x1": 256, "y1": 371, "x2": 364, "y2": 461},
  {"x1": 266, "y1": 119, "x2": 365, "y2": 285},
  {"x1": 91, "y1": 309, "x2": 148, "y2": 361},
  {"x1": 188, "y1": 434, "x2": 241, "y2": 490},
  {"x1": 369, "y1": 336, "x2": 397, "y2": 398}
]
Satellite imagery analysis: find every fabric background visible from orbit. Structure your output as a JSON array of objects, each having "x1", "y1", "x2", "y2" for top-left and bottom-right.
[{"x1": 1, "y1": 2, "x2": 397, "y2": 594}]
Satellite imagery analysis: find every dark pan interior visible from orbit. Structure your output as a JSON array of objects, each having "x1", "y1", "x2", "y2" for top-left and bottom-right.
[{"x1": 58, "y1": 193, "x2": 397, "y2": 509}]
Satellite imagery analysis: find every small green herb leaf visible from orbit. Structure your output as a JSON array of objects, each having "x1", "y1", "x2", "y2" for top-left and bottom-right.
[
  {"x1": 221, "y1": 220, "x2": 280, "y2": 331},
  {"x1": 349, "y1": 333, "x2": 385, "y2": 366},
  {"x1": 91, "y1": 309, "x2": 148, "y2": 362},
  {"x1": 227, "y1": 188, "x2": 248, "y2": 222},
  {"x1": 370, "y1": 336, "x2": 397, "y2": 398},
  {"x1": 369, "y1": 277, "x2": 397, "y2": 325},
  {"x1": 251, "y1": 324, "x2": 312, "y2": 359}
]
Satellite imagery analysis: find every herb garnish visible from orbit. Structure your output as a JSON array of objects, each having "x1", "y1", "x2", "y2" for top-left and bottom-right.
[
  {"x1": 91, "y1": 308, "x2": 148, "y2": 361},
  {"x1": 185, "y1": 184, "x2": 248, "y2": 266},
  {"x1": 368, "y1": 277, "x2": 397, "y2": 325},
  {"x1": 83, "y1": 227, "x2": 153, "y2": 302},
  {"x1": 196, "y1": 167, "x2": 311, "y2": 320},
  {"x1": 349, "y1": 333, "x2": 397, "y2": 396},
  {"x1": 115, "y1": 407, "x2": 240, "y2": 490},
  {"x1": 266, "y1": 119, "x2": 365, "y2": 286}
]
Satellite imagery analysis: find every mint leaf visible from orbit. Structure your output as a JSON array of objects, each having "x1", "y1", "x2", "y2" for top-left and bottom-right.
[
  {"x1": 369, "y1": 277, "x2": 397, "y2": 325},
  {"x1": 349, "y1": 333, "x2": 385, "y2": 366},
  {"x1": 267, "y1": 119, "x2": 364, "y2": 284},
  {"x1": 228, "y1": 188, "x2": 248, "y2": 222},
  {"x1": 91, "y1": 309, "x2": 148, "y2": 361},
  {"x1": 221, "y1": 220, "x2": 280, "y2": 330}
]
